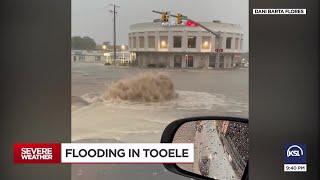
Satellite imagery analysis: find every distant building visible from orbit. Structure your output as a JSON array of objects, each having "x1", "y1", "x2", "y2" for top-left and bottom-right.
[
  {"x1": 71, "y1": 50, "x2": 105, "y2": 63},
  {"x1": 98, "y1": 44, "x2": 129, "y2": 52},
  {"x1": 71, "y1": 50, "x2": 134, "y2": 65},
  {"x1": 128, "y1": 21, "x2": 244, "y2": 69},
  {"x1": 103, "y1": 51, "x2": 134, "y2": 64}
]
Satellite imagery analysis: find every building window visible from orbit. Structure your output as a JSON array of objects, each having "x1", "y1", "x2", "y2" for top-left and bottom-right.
[
  {"x1": 202, "y1": 36, "x2": 211, "y2": 49},
  {"x1": 226, "y1": 37, "x2": 232, "y2": 49},
  {"x1": 132, "y1": 37, "x2": 137, "y2": 48},
  {"x1": 174, "y1": 55, "x2": 182, "y2": 68},
  {"x1": 95, "y1": 56, "x2": 101, "y2": 61},
  {"x1": 160, "y1": 36, "x2": 168, "y2": 49},
  {"x1": 219, "y1": 55, "x2": 224, "y2": 68},
  {"x1": 148, "y1": 36, "x2": 155, "y2": 48},
  {"x1": 209, "y1": 55, "x2": 216, "y2": 67},
  {"x1": 79, "y1": 55, "x2": 85, "y2": 61},
  {"x1": 139, "y1": 36, "x2": 144, "y2": 48},
  {"x1": 173, "y1": 36, "x2": 182, "y2": 48},
  {"x1": 240, "y1": 38, "x2": 243, "y2": 50},
  {"x1": 235, "y1": 38, "x2": 239, "y2": 49},
  {"x1": 187, "y1": 36, "x2": 196, "y2": 48},
  {"x1": 186, "y1": 55, "x2": 194, "y2": 67}
]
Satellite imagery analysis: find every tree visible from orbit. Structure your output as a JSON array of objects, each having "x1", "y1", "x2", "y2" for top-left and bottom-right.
[
  {"x1": 71, "y1": 36, "x2": 97, "y2": 50},
  {"x1": 102, "y1": 41, "x2": 111, "y2": 46}
]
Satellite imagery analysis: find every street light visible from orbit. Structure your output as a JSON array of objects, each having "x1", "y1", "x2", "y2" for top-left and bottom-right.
[
  {"x1": 102, "y1": 45, "x2": 107, "y2": 51},
  {"x1": 121, "y1": 45, "x2": 125, "y2": 63}
]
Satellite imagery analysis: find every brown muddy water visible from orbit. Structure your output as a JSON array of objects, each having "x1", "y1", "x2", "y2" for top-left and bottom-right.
[
  {"x1": 72, "y1": 63, "x2": 248, "y2": 143},
  {"x1": 71, "y1": 63, "x2": 248, "y2": 180},
  {"x1": 104, "y1": 72, "x2": 178, "y2": 102}
]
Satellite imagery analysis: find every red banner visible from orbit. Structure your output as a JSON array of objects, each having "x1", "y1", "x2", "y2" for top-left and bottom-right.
[{"x1": 14, "y1": 143, "x2": 61, "y2": 164}]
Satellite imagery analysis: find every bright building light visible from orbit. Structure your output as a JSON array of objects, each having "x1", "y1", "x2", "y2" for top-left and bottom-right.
[
  {"x1": 160, "y1": 40, "x2": 167, "y2": 48},
  {"x1": 121, "y1": 45, "x2": 126, "y2": 50},
  {"x1": 102, "y1": 45, "x2": 107, "y2": 50},
  {"x1": 202, "y1": 41, "x2": 209, "y2": 49}
]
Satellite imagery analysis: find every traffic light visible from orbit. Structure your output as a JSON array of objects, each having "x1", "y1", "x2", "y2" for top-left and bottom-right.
[
  {"x1": 185, "y1": 20, "x2": 198, "y2": 27},
  {"x1": 161, "y1": 12, "x2": 169, "y2": 22},
  {"x1": 176, "y1": 13, "x2": 183, "y2": 24}
]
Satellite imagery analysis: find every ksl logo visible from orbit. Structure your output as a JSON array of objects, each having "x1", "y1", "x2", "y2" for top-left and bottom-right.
[
  {"x1": 287, "y1": 145, "x2": 304, "y2": 157},
  {"x1": 284, "y1": 144, "x2": 306, "y2": 164}
]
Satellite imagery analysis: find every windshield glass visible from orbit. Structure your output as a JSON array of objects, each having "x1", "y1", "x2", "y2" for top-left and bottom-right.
[{"x1": 72, "y1": 0, "x2": 248, "y2": 179}]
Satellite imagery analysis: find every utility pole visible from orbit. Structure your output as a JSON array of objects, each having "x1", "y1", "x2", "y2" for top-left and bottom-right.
[{"x1": 110, "y1": 4, "x2": 119, "y2": 64}]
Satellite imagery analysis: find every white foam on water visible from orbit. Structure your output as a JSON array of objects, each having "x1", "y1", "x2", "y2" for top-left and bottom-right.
[
  {"x1": 81, "y1": 92, "x2": 103, "y2": 103},
  {"x1": 78, "y1": 90, "x2": 247, "y2": 113},
  {"x1": 72, "y1": 90, "x2": 248, "y2": 142},
  {"x1": 173, "y1": 90, "x2": 228, "y2": 110},
  {"x1": 101, "y1": 90, "x2": 230, "y2": 110}
]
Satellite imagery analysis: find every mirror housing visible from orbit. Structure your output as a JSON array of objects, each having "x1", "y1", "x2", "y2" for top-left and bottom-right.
[{"x1": 160, "y1": 116, "x2": 249, "y2": 180}]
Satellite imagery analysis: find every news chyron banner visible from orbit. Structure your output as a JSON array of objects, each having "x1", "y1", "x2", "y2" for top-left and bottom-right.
[{"x1": 13, "y1": 143, "x2": 194, "y2": 164}]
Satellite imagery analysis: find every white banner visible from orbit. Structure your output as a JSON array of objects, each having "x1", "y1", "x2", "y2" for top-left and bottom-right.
[
  {"x1": 284, "y1": 164, "x2": 307, "y2": 172},
  {"x1": 253, "y1": 9, "x2": 306, "y2": 15},
  {"x1": 61, "y1": 143, "x2": 194, "y2": 163}
]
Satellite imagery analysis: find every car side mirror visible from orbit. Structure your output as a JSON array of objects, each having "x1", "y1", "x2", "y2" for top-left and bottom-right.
[{"x1": 160, "y1": 116, "x2": 249, "y2": 180}]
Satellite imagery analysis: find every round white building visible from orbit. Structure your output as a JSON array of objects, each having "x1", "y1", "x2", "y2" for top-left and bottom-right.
[{"x1": 128, "y1": 21, "x2": 244, "y2": 69}]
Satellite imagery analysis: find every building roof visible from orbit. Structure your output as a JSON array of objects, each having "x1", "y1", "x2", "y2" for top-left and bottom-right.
[
  {"x1": 129, "y1": 22, "x2": 243, "y2": 34},
  {"x1": 71, "y1": 50, "x2": 104, "y2": 56}
]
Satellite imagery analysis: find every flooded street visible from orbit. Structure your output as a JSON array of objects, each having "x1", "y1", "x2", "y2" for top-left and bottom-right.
[{"x1": 72, "y1": 63, "x2": 248, "y2": 143}]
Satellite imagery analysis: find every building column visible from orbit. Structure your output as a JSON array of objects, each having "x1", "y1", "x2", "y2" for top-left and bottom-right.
[
  {"x1": 182, "y1": 55, "x2": 187, "y2": 68},
  {"x1": 182, "y1": 30, "x2": 187, "y2": 51},
  {"x1": 144, "y1": 33, "x2": 148, "y2": 51},
  {"x1": 224, "y1": 54, "x2": 232, "y2": 68},
  {"x1": 136, "y1": 35, "x2": 140, "y2": 50},
  {"x1": 169, "y1": 55, "x2": 174, "y2": 68},
  {"x1": 211, "y1": 35, "x2": 215, "y2": 51},
  {"x1": 155, "y1": 31, "x2": 160, "y2": 51},
  {"x1": 203, "y1": 55, "x2": 209, "y2": 68}
]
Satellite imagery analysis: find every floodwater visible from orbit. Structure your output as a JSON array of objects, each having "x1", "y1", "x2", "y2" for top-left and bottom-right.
[
  {"x1": 71, "y1": 63, "x2": 248, "y2": 180},
  {"x1": 72, "y1": 63, "x2": 248, "y2": 143}
]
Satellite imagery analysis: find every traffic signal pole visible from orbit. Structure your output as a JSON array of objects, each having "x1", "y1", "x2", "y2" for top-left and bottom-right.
[{"x1": 152, "y1": 10, "x2": 222, "y2": 68}]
